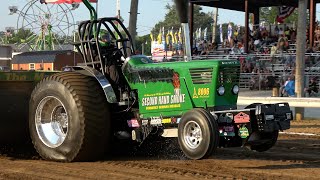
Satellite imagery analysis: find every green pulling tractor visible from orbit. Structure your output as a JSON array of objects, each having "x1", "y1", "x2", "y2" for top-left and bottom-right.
[{"x1": 0, "y1": 0, "x2": 292, "y2": 162}]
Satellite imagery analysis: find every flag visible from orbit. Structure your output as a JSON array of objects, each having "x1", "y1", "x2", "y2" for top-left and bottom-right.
[
  {"x1": 157, "y1": 28, "x2": 162, "y2": 44},
  {"x1": 41, "y1": 0, "x2": 97, "y2": 4},
  {"x1": 204, "y1": 27, "x2": 208, "y2": 41},
  {"x1": 150, "y1": 33, "x2": 154, "y2": 42},
  {"x1": 174, "y1": 30, "x2": 178, "y2": 44},
  {"x1": 166, "y1": 30, "x2": 170, "y2": 44},
  {"x1": 162, "y1": 27, "x2": 165, "y2": 43},
  {"x1": 227, "y1": 23, "x2": 232, "y2": 38},
  {"x1": 276, "y1": 6, "x2": 295, "y2": 23},
  {"x1": 198, "y1": 27, "x2": 202, "y2": 40},
  {"x1": 170, "y1": 27, "x2": 175, "y2": 44},
  {"x1": 227, "y1": 23, "x2": 233, "y2": 43},
  {"x1": 178, "y1": 27, "x2": 182, "y2": 43},
  {"x1": 220, "y1": 24, "x2": 223, "y2": 43}
]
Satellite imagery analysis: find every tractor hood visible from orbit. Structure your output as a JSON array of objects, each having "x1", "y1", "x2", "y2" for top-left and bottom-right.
[{"x1": 123, "y1": 55, "x2": 240, "y2": 116}]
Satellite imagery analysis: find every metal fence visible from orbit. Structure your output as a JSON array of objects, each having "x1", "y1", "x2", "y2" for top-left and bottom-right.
[{"x1": 240, "y1": 72, "x2": 320, "y2": 92}]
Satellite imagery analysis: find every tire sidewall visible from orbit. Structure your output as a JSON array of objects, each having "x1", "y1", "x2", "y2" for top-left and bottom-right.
[
  {"x1": 29, "y1": 80, "x2": 82, "y2": 161},
  {"x1": 178, "y1": 109, "x2": 213, "y2": 159},
  {"x1": 252, "y1": 131, "x2": 279, "y2": 152}
]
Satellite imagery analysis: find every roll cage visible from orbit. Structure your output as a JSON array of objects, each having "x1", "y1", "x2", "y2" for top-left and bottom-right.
[{"x1": 74, "y1": 18, "x2": 135, "y2": 75}]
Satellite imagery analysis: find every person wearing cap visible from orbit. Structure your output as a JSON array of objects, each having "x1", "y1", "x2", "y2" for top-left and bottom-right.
[{"x1": 304, "y1": 78, "x2": 319, "y2": 97}]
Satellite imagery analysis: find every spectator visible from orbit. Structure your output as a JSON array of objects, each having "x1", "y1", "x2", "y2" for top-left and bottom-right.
[
  {"x1": 280, "y1": 76, "x2": 295, "y2": 97},
  {"x1": 277, "y1": 35, "x2": 287, "y2": 52},
  {"x1": 284, "y1": 26, "x2": 290, "y2": 39},
  {"x1": 249, "y1": 76, "x2": 258, "y2": 90},
  {"x1": 197, "y1": 43, "x2": 203, "y2": 55},
  {"x1": 279, "y1": 28, "x2": 284, "y2": 37},
  {"x1": 284, "y1": 76, "x2": 295, "y2": 97},
  {"x1": 200, "y1": 40, "x2": 209, "y2": 55},
  {"x1": 290, "y1": 28, "x2": 296, "y2": 43},
  {"x1": 274, "y1": 26, "x2": 279, "y2": 36},
  {"x1": 266, "y1": 73, "x2": 276, "y2": 90},
  {"x1": 304, "y1": 78, "x2": 319, "y2": 97}
]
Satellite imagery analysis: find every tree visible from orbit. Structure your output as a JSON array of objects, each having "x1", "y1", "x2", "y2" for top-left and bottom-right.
[
  {"x1": 151, "y1": 4, "x2": 213, "y2": 38},
  {"x1": 135, "y1": 34, "x2": 151, "y2": 55},
  {"x1": 134, "y1": 3, "x2": 214, "y2": 55},
  {"x1": 4, "y1": 28, "x2": 34, "y2": 44},
  {"x1": 259, "y1": 7, "x2": 299, "y2": 25}
]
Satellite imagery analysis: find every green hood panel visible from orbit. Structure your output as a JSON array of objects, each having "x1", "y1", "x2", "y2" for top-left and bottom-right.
[{"x1": 123, "y1": 55, "x2": 240, "y2": 116}]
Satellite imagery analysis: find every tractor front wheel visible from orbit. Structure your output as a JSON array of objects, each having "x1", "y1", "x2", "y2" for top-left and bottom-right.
[
  {"x1": 29, "y1": 72, "x2": 110, "y2": 162},
  {"x1": 178, "y1": 109, "x2": 219, "y2": 160},
  {"x1": 250, "y1": 131, "x2": 279, "y2": 152},
  {"x1": 245, "y1": 103, "x2": 279, "y2": 152}
]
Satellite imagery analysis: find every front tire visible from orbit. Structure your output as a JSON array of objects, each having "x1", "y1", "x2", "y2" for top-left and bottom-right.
[
  {"x1": 245, "y1": 103, "x2": 279, "y2": 152},
  {"x1": 250, "y1": 131, "x2": 279, "y2": 152},
  {"x1": 178, "y1": 109, "x2": 219, "y2": 160},
  {"x1": 29, "y1": 72, "x2": 110, "y2": 162}
]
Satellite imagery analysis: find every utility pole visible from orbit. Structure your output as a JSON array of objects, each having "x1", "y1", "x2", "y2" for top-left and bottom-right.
[
  {"x1": 116, "y1": 0, "x2": 120, "y2": 19},
  {"x1": 212, "y1": 7, "x2": 218, "y2": 43},
  {"x1": 295, "y1": 0, "x2": 307, "y2": 121},
  {"x1": 96, "y1": 0, "x2": 98, "y2": 17},
  {"x1": 141, "y1": 42, "x2": 144, "y2": 54},
  {"x1": 129, "y1": 0, "x2": 139, "y2": 49}
]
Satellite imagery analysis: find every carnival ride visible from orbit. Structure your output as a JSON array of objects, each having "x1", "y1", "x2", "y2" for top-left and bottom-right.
[{"x1": 8, "y1": 0, "x2": 76, "y2": 51}]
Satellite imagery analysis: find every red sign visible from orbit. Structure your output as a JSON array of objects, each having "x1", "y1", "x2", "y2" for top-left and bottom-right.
[
  {"x1": 234, "y1": 112, "x2": 250, "y2": 124},
  {"x1": 42, "y1": 0, "x2": 97, "y2": 4}
]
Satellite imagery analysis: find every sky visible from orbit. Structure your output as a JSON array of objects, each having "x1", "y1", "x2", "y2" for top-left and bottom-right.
[
  {"x1": 0, "y1": 0, "x2": 246, "y2": 36},
  {"x1": 1, "y1": 0, "x2": 320, "y2": 37}
]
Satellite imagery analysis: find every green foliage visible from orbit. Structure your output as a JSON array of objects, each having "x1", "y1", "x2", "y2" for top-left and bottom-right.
[
  {"x1": 135, "y1": 34, "x2": 151, "y2": 56},
  {"x1": 4, "y1": 28, "x2": 34, "y2": 44},
  {"x1": 259, "y1": 7, "x2": 298, "y2": 25},
  {"x1": 135, "y1": 3, "x2": 214, "y2": 55},
  {"x1": 151, "y1": 4, "x2": 213, "y2": 35},
  {"x1": 284, "y1": 9, "x2": 299, "y2": 25},
  {"x1": 135, "y1": 3, "x2": 214, "y2": 54}
]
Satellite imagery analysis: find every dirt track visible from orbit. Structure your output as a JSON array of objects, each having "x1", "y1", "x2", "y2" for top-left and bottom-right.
[{"x1": 1, "y1": 121, "x2": 320, "y2": 180}]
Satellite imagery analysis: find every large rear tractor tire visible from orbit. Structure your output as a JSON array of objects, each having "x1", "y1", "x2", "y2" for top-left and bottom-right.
[
  {"x1": 29, "y1": 72, "x2": 110, "y2": 162},
  {"x1": 178, "y1": 109, "x2": 219, "y2": 160}
]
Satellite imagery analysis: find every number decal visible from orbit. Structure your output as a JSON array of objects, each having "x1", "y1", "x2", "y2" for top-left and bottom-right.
[{"x1": 194, "y1": 88, "x2": 210, "y2": 98}]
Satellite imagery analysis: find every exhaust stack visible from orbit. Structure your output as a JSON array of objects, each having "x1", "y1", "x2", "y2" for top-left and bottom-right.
[{"x1": 174, "y1": 0, "x2": 191, "y2": 61}]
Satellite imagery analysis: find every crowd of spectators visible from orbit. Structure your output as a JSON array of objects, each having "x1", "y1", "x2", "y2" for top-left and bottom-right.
[
  {"x1": 220, "y1": 23, "x2": 320, "y2": 97},
  {"x1": 188, "y1": 22, "x2": 320, "y2": 97}
]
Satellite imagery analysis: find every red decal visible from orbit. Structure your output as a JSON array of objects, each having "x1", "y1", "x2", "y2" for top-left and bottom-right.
[
  {"x1": 234, "y1": 112, "x2": 250, "y2": 124},
  {"x1": 127, "y1": 119, "x2": 140, "y2": 128}
]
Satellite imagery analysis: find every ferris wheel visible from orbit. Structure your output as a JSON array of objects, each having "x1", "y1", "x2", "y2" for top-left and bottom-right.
[{"x1": 9, "y1": 0, "x2": 77, "y2": 51}]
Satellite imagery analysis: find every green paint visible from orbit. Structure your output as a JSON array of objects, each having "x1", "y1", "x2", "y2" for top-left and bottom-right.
[
  {"x1": 123, "y1": 55, "x2": 240, "y2": 118},
  {"x1": 0, "y1": 71, "x2": 56, "y2": 82},
  {"x1": 83, "y1": 0, "x2": 97, "y2": 21},
  {"x1": 0, "y1": 54, "x2": 241, "y2": 121}
]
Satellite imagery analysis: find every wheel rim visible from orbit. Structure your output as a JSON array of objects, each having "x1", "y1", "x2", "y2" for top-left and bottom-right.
[
  {"x1": 183, "y1": 121, "x2": 203, "y2": 149},
  {"x1": 35, "y1": 96, "x2": 68, "y2": 148}
]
